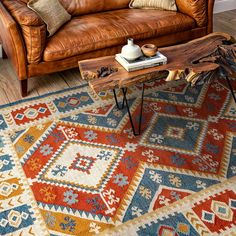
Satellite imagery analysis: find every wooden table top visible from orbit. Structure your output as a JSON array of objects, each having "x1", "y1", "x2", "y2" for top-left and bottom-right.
[{"x1": 78, "y1": 32, "x2": 233, "y2": 93}]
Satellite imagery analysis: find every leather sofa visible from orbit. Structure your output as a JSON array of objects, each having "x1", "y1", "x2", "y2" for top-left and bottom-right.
[{"x1": 0, "y1": 0, "x2": 215, "y2": 97}]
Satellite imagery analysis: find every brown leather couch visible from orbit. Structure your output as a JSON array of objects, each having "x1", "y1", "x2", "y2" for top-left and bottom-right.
[{"x1": 0, "y1": 0, "x2": 215, "y2": 97}]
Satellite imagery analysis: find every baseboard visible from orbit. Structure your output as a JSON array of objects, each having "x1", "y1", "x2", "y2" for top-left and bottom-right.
[{"x1": 214, "y1": 0, "x2": 236, "y2": 13}]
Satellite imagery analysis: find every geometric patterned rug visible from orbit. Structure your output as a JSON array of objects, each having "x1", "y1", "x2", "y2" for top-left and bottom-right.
[
  {"x1": 101, "y1": 176, "x2": 236, "y2": 235},
  {"x1": 1, "y1": 77, "x2": 236, "y2": 235}
]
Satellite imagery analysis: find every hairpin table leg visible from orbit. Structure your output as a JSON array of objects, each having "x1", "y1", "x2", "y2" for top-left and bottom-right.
[
  {"x1": 113, "y1": 89, "x2": 125, "y2": 110},
  {"x1": 122, "y1": 83, "x2": 145, "y2": 136},
  {"x1": 226, "y1": 76, "x2": 236, "y2": 103}
]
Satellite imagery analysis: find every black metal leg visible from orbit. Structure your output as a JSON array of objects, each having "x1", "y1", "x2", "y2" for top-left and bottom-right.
[
  {"x1": 122, "y1": 83, "x2": 145, "y2": 136},
  {"x1": 226, "y1": 76, "x2": 236, "y2": 103},
  {"x1": 113, "y1": 89, "x2": 125, "y2": 110}
]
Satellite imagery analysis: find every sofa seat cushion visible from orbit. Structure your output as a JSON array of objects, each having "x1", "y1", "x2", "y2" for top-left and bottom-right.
[{"x1": 43, "y1": 9, "x2": 196, "y2": 62}]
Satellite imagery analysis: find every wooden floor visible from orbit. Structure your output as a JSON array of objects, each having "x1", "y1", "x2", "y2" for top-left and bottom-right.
[
  {"x1": 214, "y1": 9, "x2": 236, "y2": 38},
  {"x1": 0, "y1": 9, "x2": 235, "y2": 105}
]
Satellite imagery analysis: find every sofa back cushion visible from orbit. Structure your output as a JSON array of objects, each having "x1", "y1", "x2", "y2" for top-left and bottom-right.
[
  {"x1": 20, "y1": 0, "x2": 130, "y2": 15},
  {"x1": 175, "y1": 0, "x2": 207, "y2": 27},
  {"x1": 59, "y1": 0, "x2": 130, "y2": 15}
]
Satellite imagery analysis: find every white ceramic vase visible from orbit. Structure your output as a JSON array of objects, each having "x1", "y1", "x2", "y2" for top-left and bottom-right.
[{"x1": 121, "y1": 38, "x2": 142, "y2": 60}]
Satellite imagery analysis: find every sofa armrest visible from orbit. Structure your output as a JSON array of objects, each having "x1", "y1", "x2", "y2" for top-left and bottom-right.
[
  {"x1": 2, "y1": 0, "x2": 47, "y2": 64},
  {"x1": 207, "y1": 0, "x2": 215, "y2": 33},
  {"x1": 175, "y1": 0, "x2": 207, "y2": 27},
  {"x1": 2, "y1": 0, "x2": 44, "y2": 26},
  {"x1": 0, "y1": 2, "x2": 27, "y2": 80}
]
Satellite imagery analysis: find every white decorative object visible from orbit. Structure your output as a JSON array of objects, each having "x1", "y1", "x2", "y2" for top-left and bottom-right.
[{"x1": 121, "y1": 38, "x2": 142, "y2": 61}]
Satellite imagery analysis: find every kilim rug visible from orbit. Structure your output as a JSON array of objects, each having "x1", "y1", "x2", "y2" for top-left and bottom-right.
[
  {"x1": 101, "y1": 176, "x2": 236, "y2": 235},
  {"x1": 1, "y1": 77, "x2": 236, "y2": 235}
]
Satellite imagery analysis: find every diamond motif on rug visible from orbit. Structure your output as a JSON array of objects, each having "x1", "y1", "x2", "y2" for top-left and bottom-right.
[
  {"x1": 36, "y1": 139, "x2": 124, "y2": 193},
  {"x1": 67, "y1": 97, "x2": 81, "y2": 107},
  {"x1": 176, "y1": 222, "x2": 190, "y2": 234},
  {"x1": 165, "y1": 126, "x2": 185, "y2": 140},
  {"x1": 158, "y1": 225, "x2": 177, "y2": 236},
  {"x1": 24, "y1": 108, "x2": 40, "y2": 119},
  {"x1": 69, "y1": 153, "x2": 96, "y2": 174},
  {"x1": 211, "y1": 200, "x2": 233, "y2": 221},
  {"x1": 140, "y1": 114, "x2": 208, "y2": 155},
  {"x1": 201, "y1": 210, "x2": 215, "y2": 223},
  {"x1": 53, "y1": 91, "x2": 95, "y2": 112}
]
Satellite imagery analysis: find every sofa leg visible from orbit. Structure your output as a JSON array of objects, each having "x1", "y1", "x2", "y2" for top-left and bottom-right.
[
  {"x1": 2, "y1": 48, "x2": 7, "y2": 59},
  {"x1": 20, "y1": 79, "x2": 28, "y2": 97}
]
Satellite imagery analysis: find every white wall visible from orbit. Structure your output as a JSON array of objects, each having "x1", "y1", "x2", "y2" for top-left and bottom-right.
[{"x1": 214, "y1": 0, "x2": 236, "y2": 13}]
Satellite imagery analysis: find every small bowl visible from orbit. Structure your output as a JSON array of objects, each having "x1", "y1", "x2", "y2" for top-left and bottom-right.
[{"x1": 141, "y1": 44, "x2": 158, "y2": 57}]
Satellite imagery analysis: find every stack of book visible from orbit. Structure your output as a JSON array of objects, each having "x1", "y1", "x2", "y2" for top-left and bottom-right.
[{"x1": 115, "y1": 52, "x2": 167, "y2": 72}]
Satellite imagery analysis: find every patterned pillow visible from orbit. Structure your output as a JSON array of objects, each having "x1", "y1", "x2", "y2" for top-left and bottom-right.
[
  {"x1": 129, "y1": 0, "x2": 177, "y2": 11},
  {"x1": 27, "y1": 0, "x2": 71, "y2": 36}
]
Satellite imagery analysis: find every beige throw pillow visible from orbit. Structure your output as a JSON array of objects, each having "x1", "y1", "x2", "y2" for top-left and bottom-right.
[
  {"x1": 129, "y1": 0, "x2": 177, "y2": 11},
  {"x1": 27, "y1": 0, "x2": 71, "y2": 36}
]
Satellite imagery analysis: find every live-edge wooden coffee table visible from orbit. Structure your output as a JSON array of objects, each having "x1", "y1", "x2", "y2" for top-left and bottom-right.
[
  {"x1": 79, "y1": 57, "x2": 163, "y2": 136},
  {"x1": 79, "y1": 33, "x2": 236, "y2": 136}
]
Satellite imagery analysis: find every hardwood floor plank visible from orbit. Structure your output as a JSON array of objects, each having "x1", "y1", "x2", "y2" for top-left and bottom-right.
[
  {"x1": 0, "y1": 59, "x2": 39, "y2": 104},
  {"x1": 31, "y1": 73, "x2": 69, "y2": 96},
  {"x1": 214, "y1": 10, "x2": 236, "y2": 38},
  {"x1": 58, "y1": 69, "x2": 87, "y2": 88},
  {"x1": 0, "y1": 89, "x2": 9, "y2": 105},
  {"x1": 0, "y1": 72, "x2": 10, "y2": 105}
]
